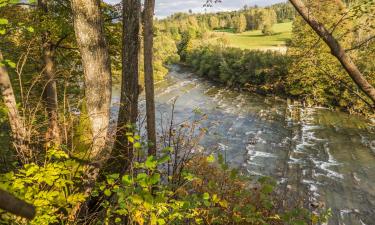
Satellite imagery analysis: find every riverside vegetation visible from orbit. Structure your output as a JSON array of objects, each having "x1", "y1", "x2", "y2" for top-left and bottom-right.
[{"x1": 0, "y1": 0, "x2": 374, "y2": 225}]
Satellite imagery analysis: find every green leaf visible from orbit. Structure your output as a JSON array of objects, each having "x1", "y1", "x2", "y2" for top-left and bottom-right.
[
  {"x1": 104, "y1": 189, "x2": 111, "y2": 197},
  {"x1": 134, "y1": 142, "x2": 141, "y2": 149},
  {"x1": 0, "y1": 29, "x2": 5, "y2": 35},
  {"x1": 27, "y1": 26, "x2": 34, "y2": 33},
  {"x1": 158, "y1": 155, "x2": 170, "y2": 164},
  {"x1": 157, "y1": 218, "x2": 166, "y2": 225},
  {"x1": 121, "y1": 175, "x2": 132, "y2": 185},
  {"x1": 206, "y1": 154, "x2": 215, "y2": 163},
  {"x1": 149, "y1": 173, "x2": 160, "y2": 185},
  {"x1": 0, "y1": 18, "x2": 8, "y2": 25},
  {"x1": 136, "y1": 173, "x2": 148, "y2": 181},
  {"x1": 127, "y1": 136, "x2": 134, "y2": 143},
  {"x1": 203, "y1": 192, "x2": 210, "y2": 200},
  {"x1": 107, "y1": 173, "x2": 119, "y2": 180},
  {"x1": 145, "y1": 156, "x2": 157, "y2": 169}
]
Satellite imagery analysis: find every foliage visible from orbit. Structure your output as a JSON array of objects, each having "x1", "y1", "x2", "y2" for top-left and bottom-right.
[
  {"x1": 0, "y1": 148, "x2": 85, "y2": 225},
  {"x1": 286, "y1": 0, "x2": 375, "y2": 115},
  {"x1": 262, "y1": 24, "x2": 274, "y2": 36},
  {"x1": 184, "y1": 44, "x2": 289, "y2": 94},
  {"x1": 244, "y1": 8, "x2": 278, "y2": 31},
  {"x1": 177, "y1": 31, "x2": 194, "y2": 62},
  {"x1": 233, "y1": 14, "x2": 247, "y2": 33},
  {"x1": 96, "y1": 152, "x2": 330, "y2": 225}
]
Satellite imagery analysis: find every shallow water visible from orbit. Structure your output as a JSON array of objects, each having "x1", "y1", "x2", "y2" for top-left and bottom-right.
[{"x1": 113, "y1": 65, "x2": 375, "y2": 225}]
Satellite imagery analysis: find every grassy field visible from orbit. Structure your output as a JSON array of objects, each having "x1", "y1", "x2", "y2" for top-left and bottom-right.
[{"x1": 213, "y1": 22, "x2": 293, "y2": 51}]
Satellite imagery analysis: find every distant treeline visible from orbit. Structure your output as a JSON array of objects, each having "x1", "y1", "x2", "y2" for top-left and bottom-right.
[{"x1": 157, "y1": 2, "x2": 295, "y2": 35}]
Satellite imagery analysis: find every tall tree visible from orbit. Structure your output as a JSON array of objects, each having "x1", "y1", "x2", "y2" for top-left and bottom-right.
[
  {"x1": 70, "y1": 0, "x2": 112, "y2": 159},
  {"x1": 0, "y1": 51, "x2": 29, "y2": 160},
  {"x1": 289, "y1": 0, "x2": 375, "y2": 106},
  {"x1": 69, "y1": 0, "x2": 112, "y2": 219},
  {"x1": 113, "y1": 0, "x2": 141, "y2": 173},
  {"x1": 143, "y1": 0, "x2": 157, "y2": 156},
  {"x1": 233, "y1": 14, "x2": 246, "y2": 33},
  {"x1": 38, "y1": 0, "x2": 61, "y2": 146}
]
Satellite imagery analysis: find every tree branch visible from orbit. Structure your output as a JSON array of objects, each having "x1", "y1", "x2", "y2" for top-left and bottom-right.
[
  {"x1": 0, "y1": 189, "x2": 36, "y2": 220},
  {"x1": 289, "y1": 0, "x2": 375, "y2": 106},
  {"x1": 346, "y1": 35, "x2": 375, "y2": 52}
]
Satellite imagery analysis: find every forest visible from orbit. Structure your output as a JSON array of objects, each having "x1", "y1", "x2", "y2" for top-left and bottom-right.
[{"x1": 0, "y1": 0, "x2": 374, "y2": 225}]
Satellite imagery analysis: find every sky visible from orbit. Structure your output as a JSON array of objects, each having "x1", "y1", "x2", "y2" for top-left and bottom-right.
[{"x1": 105, "y1": 0, "x2": 287, "y2": 18}]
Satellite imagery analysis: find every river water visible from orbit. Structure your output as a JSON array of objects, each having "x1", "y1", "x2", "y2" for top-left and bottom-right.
[{"x1": 113, "y1": 65, "x2": 375, "y2": 225}]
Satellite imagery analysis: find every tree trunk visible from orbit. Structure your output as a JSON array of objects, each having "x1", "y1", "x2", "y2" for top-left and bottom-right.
[
  {"x1": 143, "y1": 0, "x2": 157, "y2": 156},
  {"x1": 71, "y1": 0, "x2": 112, "y2": 159},
  {"x1": 0, "y1": 51, "x2": 29, "y2": 160},
  {"x1": 38, "y1": 0, "x2": 61, "y2": 146},
  {"x1": 69, "y1": 0, "x2": 112, "y2": 220},
  {"x1": 112, "y1": 0, "x2": 141, "y2": 174},
  {"x1": 289, "y1": 0, "x2": 375, "y2": 106}
]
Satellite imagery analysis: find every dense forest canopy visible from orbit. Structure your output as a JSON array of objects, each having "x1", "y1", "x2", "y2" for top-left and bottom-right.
[{"x1": 0, "y1": 0, "x2": 374, "y2": 224}]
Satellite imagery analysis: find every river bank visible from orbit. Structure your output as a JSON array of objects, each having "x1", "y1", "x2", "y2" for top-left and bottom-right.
[{"x1": 180, "y1": 44, "x2": 374, "y2": 117}]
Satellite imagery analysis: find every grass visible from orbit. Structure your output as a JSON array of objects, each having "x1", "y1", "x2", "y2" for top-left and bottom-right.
[{"x1": 212, "y1": 22, "x2": 293, "y2": 51}]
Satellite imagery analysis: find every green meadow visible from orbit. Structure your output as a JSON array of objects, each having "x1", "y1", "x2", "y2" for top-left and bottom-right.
[{"x1": 214, "y1": 22, "x2": 293, "y2": 50}]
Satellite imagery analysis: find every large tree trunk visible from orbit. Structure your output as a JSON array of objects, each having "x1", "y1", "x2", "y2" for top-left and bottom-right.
[
  {"x1": 38, "y1": 0, "x2": 61, "y2": 146},
  {"x1": 0, "y1": 51, "x2": 29, "y2": 160},
  {"x1": 143, "y1": 0, "x2": 157, "y2": 156},
  {"x1": 289, "y1": 0, "x2": 375, "y2": 106},
  {"x1": 71, "y1": 0, "x2": 112, "y2": 159},
  {"x1": 69, "y1": 0, "x2": 112, "y2": 220},
  {"x1": 112, "y1": 0, "x2": 141, "y2": 174}
]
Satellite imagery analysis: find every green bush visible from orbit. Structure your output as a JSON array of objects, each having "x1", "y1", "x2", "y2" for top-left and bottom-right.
[{"x1": 0, "y1": 148, "x2": 85, "y2": 225}]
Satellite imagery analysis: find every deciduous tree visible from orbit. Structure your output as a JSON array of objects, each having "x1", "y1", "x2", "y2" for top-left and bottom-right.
[{"x1": 143, "y1": 0, "x2": 157, "y2": 156}]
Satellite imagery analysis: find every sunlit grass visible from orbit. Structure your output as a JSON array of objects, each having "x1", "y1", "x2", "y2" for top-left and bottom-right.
[{"x1": 213, "y1": 22, "x2": 293, "y2": 50}]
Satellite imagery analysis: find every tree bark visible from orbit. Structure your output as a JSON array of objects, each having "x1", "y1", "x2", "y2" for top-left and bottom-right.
[
  {"x1": 112, "y1": 0, "x2": 141, "y2": 173},
  {"x1": 0, "y1": 51, "x2": 29, "y2": 160},
  {"x1": 38, "y1": 0, "x2": 61, "y2": 146},
  {"x1": 143, "y1": 0, "x2": 157, "y2": 156},
  {"x1": 289, "y1": 0, "x2": 375, "y2": 106},
  {"x1": 69, "y1": 0, "x2": 112, "y2": 220},
  {"x1": 0, "y1": 189, "x2": 36, "y2": 220},
  {"x1": 71, "y1": 0, "x2": 112, "y2": 159}
]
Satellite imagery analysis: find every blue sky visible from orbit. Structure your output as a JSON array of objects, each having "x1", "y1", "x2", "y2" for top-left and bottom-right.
[{"x1": 105, "y1": 0, "x2": 287, "y2": 18}]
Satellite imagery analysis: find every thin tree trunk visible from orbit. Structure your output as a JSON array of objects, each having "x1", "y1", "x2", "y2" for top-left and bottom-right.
[
  {"x1": 143, "y1": 0, "x2": 157, "y2": 156},
  {"x1": 38, "y1": 0, "x2": 61, "y2": 146},
  {"x1": 69, "y1": 0, "x2": 112, "y2": 220},
  {"x1": 0, "y1": 51, "x2": 29, "y2": 160},
  {"x1": 112, "y1": 0, "x2": 141, "y2": 174},
  {"x1": 289, "y1": 0, "x2": 375, "y2": 106},
  {"x1": 71, "y1": 0, "x2": 112, "y2": 159}
]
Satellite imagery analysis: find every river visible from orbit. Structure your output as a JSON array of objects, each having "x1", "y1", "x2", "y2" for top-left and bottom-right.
[{"x1": 113, "y1": 65, "x2": 375, "y2": 225}]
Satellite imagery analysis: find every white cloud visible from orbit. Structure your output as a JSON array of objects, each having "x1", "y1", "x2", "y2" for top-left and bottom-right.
[{"x1": 104, "y1": 0, "x2": 287, "y2": 18}]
